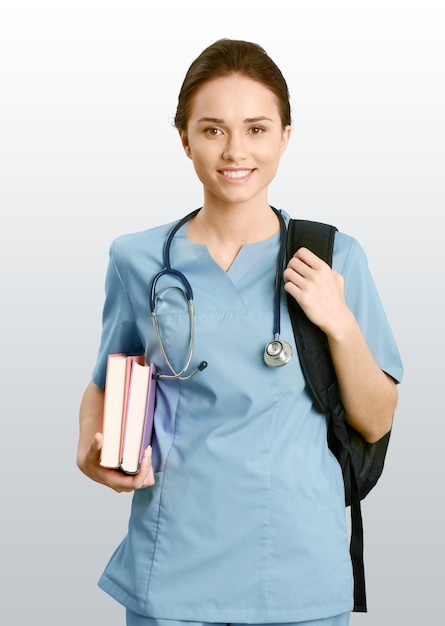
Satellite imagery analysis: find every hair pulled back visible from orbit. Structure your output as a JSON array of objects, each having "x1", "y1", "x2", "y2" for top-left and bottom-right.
[{"x1": 174, "y1": 39, "x2": 291, "y2": 131}]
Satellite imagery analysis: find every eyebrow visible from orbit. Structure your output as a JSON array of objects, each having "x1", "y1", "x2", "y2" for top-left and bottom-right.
[{"x1": 196, "y1": 116, "x2": 274, "y2": 124}]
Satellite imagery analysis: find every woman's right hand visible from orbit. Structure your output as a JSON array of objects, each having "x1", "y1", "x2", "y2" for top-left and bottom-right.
[
  {"x1": 76, "y1": 381, "x2": 156, "y2": 492},
  {"x1": 79, "y1": 433, "x2": 155, "y2": 492}
]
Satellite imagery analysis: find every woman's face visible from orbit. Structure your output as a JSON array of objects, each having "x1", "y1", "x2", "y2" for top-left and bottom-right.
[{"x1": 180, "y1": 74, "x2": 291, "y2": 209}]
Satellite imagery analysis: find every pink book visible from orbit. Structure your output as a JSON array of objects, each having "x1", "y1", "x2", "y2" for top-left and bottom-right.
[
  {"x1": 119, "y1": 355, "x2": 145, "y2": 461},
  {"x1": 100, "y1": 353, "x2": 127, "y2": 468},
  {"x1": 120, "y1": 360, "x2": 157, "y2": 474}
]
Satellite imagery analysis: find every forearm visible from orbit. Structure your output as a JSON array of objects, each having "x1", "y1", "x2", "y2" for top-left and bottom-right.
[
  {"x1": 327, "y1": 310, "x2": 398, "y2": 443},
  {"x1": 76, "y1": 381, "x2": 105, "y2": 472}
]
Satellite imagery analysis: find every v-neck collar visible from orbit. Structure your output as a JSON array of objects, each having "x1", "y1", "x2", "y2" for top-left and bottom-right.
[{"x1": 176, "y1": 223, "x2": 281, "y2": 278}]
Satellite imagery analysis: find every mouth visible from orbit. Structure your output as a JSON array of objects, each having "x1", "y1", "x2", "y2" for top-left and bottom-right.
[{"x1": 219, "y1": 169, "x2": 254, "y2": 181}]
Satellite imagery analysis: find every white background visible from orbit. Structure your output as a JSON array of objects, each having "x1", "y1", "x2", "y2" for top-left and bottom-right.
[{"x1": 1, "y1": 1, "x2": 444, "y2": 625}]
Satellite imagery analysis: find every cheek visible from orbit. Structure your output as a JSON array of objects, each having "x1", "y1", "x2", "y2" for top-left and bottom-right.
[
  {"x1": 190, "y1": 155, "x2": 212, "y2": 184},
  {"x1": 258, "y1": 142, "x2": 283, "y2": 166},
  {"x1": 190, "y1": 142, "x2": 220, "y2": 173}
]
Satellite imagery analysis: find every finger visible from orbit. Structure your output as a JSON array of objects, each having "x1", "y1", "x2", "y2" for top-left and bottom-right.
[
  {"x1": 283, "y1": 264, "x2": 306, "y2": 289},
  {"x1": 107, "y1": 468, "x2": 146, "y2": 493},
  {"x1": 136, "y1": 446, "x2": 156, "y2": 488},
  {"x1": 283, "y1": 279, "x2": 302, "y2": 303},
  {"x1": 292, "y1": 247, "x2": 326, "y2": 270},
  {"x1": 286, "y1": 257, "x2": 314, "y2": 282},
  {"x1": 85, "y1": 433, "x2": 103, "y2": 465}
]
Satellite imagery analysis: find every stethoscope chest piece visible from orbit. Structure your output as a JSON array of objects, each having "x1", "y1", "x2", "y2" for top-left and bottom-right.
[{"x1": 264, "y1": 339, "x2": 293, "y2": 367}]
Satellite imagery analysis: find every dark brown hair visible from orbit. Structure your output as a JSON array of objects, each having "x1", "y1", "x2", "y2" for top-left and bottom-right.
[{"x1": 174, "y1": 38, "x2": 291, "y2": 131}]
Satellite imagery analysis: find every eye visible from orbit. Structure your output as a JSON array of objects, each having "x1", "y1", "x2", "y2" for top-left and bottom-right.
[
  {"x1": 204, "y1": 127, "x2": 223, "y2": 137},
  {"x1": 248, "y1": 126, "x2": 265, "y2": 135}
]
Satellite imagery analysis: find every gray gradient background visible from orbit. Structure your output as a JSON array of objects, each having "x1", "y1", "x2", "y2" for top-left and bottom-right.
[{"x1": 1, "y1": 1, "x2": 443, "y2": 625}]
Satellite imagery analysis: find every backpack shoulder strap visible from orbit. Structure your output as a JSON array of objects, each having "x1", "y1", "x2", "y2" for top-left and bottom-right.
[
  {"x1": 285, "y1": 219, "x2": 338, "y2": 414},
  {"x1": 286, "y1": 218, "x2": 368, "y2": 613},
  {"x1": 286, "y1": 218, "x2": 337, "y2": 263}
]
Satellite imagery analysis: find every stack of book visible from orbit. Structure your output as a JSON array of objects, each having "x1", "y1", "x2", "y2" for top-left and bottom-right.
[{"x1": 100, "y1": 354, "x2": 157, "y2": 474}]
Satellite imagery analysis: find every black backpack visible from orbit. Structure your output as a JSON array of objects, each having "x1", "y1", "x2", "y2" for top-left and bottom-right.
[{"x1": 286, "y1": 218, "x2": 391, "y2": 613}]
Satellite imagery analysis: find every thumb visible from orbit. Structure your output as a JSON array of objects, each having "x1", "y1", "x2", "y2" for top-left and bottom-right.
[{"x1": 93, "y1": 432, "x2": 103, "y2": 450}]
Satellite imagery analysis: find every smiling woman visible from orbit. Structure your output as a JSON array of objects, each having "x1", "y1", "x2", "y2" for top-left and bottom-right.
[
  {"x1": 178, "y1": 74, "x2": 291, "y2": 234},
  {"x1": 76, "y1": 38, "x2": 403, "y2": 626}
]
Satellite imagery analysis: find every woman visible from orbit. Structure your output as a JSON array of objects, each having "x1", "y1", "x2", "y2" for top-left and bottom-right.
[{"x1": 77, "y1": 39, "x2": 403, "y2": 626}]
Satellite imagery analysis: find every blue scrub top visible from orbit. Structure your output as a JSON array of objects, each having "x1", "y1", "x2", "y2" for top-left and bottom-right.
[{"x1": 92, "y1": 210, "x2": 403, "y2": 622}]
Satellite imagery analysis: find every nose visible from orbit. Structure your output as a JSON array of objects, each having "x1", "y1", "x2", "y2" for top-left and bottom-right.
[{"x1": 222, "y1": 132, "x2": 247, "y2": 162}]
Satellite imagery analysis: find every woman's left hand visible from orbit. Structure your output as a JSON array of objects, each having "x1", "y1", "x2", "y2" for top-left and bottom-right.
[{"x1": 283, "y1": 247, "x2": 349, "y2": 336}]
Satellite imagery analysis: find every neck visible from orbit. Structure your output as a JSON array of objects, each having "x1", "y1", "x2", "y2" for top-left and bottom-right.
[
  {"x1": 186, "y1": 203, "x2": 281, "y2": 272},
  {"x1": 188, "y1": 203, "x2": 280, "y2": 247}
]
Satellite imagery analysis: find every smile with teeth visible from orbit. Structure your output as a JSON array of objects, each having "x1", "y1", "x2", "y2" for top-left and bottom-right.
[{"x1": 221, "y1": 169, "x2": 252, "y2": 179}]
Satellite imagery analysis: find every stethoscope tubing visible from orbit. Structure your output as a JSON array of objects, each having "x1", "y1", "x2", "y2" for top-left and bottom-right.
[
  {"x1": 149, "y1": 206, "x2": 290, "y2": 379},
  {"x1": 149, "y1": 208, "x2": 200, "y2": 313},
  {"x1": 271, "y1": 207, "x2": 288, "y2": 338}
]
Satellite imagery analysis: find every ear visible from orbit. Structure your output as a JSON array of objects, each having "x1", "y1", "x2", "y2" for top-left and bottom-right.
[
  {"x1": 179, "y1": 130, "x2": 192, "y2": 159},
  {"x1": 279, "y1": 125, "x2": 292, "y2": 157}
]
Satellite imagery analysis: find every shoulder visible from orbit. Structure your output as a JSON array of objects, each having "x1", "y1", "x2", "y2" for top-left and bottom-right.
[
  {"x1": 281, "y1": 210, "x2": 368, "y2": 272},
  {"x1": 107, "y1": 220, "x2": 179, "y2": 270},
  {"x1": 103, "y1": 220, "x2": 180, "y2": 285},
  {"x1": 333, "y1": 230, "x2": 369, "y2": 274},
  {"x1": 111, "y1": 221, "x2": 173, "y2": 255}
]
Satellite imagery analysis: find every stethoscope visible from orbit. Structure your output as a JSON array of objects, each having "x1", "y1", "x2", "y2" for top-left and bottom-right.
[{"x1": 149, "y1": 207, "x2": 293, "y2": 381}]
